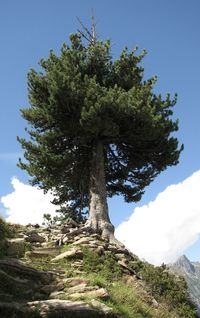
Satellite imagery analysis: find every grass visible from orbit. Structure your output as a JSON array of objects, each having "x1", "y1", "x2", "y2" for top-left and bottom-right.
[
  {"x1": 26, "y1": 253, "x2": 75, "y2": 278},
  {"x1": 79, "y1": 248, "x2": 155, "y2": 317},
  {"x1": 26, "y1": 256, "x2": 54, "y2": 271},
  {"x1": 138, "y1": 262, "x2": 197, "y2": 317},
  {"x1": 73, "y1": 247, "x2": 197, "y2": 318},
  {"x1": 60, "y1": 243, "x2": 73, "y2": 252},
  {"x1": 0, "y1": 220, "x2": 198, "y2": 318},
  {"x1": 108, "y1": 281, "x2": 153, "y2": 318},
  {"x1": 82, "y1": 247, "x2": 122, "y2": 281}
]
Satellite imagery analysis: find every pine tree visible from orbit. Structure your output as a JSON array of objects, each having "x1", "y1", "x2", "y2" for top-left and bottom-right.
[{"x1": 18, "y1": 27, "x2": 183, "y2": 241}]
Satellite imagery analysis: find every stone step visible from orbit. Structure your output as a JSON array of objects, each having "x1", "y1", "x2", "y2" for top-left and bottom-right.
[
  {"x1": 28, "y1": 299, "x2": 114, "y2": 317},
  {"x1": 26, "y1": 247, "x2": 61, "y2": 258}
]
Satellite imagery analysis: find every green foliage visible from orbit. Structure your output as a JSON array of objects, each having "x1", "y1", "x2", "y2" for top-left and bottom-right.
[
  {"x1": 42, "y1": 211, "x2": 86, "y2": 228},
  {"x1": 28, "y1": 255, "x2": 55, "y2": 271},
  {"x1": 0, "y1": 217, "x2": 17, "y2": 241},
  {"x1": 81, "y1": 250, "x2": 197, "y2": 318},
  {"x1": 108, "y1": 281, "x2": 153, "y2": 318},
  {"x1": 18, "y1": 32, "x2": 183, "y2": 217},
  {"x1": 42, "y1": 213, "x2": 60, "y2": 227},
  {"x1": 138, "y1": 262, "x2": 197, "y2": 317},
  {"x1": 82, "y1": 248, "x2": 122, "y2": 281},
  {"x1": 81, "y1": 250, "x2": 153, "y2": 317},
  {"x1": 0, "y1": 218, "x2": 19, "y2": 258}
]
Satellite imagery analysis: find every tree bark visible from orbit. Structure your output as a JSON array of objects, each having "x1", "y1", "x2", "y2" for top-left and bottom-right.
[{"x1": 86, "y1": 140, "x2": 115, "y2": 241}]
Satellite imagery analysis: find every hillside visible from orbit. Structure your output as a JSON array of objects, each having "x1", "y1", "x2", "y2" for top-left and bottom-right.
[
  {"x1": 0, "y1": 218, "x2": 197, "y2": 318},
  {"x1": 169, "y1": 255, "x2": 200, "y2": 314}
]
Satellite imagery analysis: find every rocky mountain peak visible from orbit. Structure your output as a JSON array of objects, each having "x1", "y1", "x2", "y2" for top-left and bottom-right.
[
  {"x1": 173, "y1": 255, "x2": 195, "y2": 274},
  {"x1": 169, "y1": 255, "x2": 200, "y2": 314}
]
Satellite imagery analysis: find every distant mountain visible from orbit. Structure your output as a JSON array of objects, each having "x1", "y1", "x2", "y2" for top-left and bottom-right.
[{"x1": 169, "y1": 255, "x2": 200, "y2": 313}]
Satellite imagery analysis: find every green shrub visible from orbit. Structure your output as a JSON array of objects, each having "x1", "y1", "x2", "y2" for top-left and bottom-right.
[
  {"x1": 139, "y1": 262, "x2": 197, "y2": 317},
  {"x1": 0, "y1": 218, "x2": 14, "y2": 258},
  {"x1": 82, "y1": 248, "x2": 122, "y2": 281},
  {"x1": 0, "y1": 217, "x2": 17, "y2": 241}
]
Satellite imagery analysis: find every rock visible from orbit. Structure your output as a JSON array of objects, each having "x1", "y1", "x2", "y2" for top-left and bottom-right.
[
  {"x1": 41, "y1": 281, "x2": 65, "y2": 294},
  {"x1": 51, "y1": 248, "x2": 83, "y2": 262},
  {"x1": 73, "y1": 269, "x2": 86, "y2": 275},
  {"x1": 61, "y1": 226, "x2": 70, "y2": 234},
  {"x1": 118, "y1": 260, "x2": 142, "y2": 279},
  {"x1": 66, "y1": 218, "x2": 80, "y2": 228},
  {"x1": 51, "y1": 229, "x2": 61, "y2": 235},
  {"x1": 49, "y1": 291, "x2": 66, "y2": 299},
  {"x1": 62, "y1": 226, "x2": 93, "y2": 239},
  {"x1": 89, "y1": 239, "x2": 102, "y2": 245},
  {"x1": 33, "y1": 224, "x2": 40, "y2": 228},
  {"x1": 90, "y1": 233, "x2": 102, "y2": 239},
  {"x1": 71, "y1": 260, "x2": 83, "y2": 268},
  {"x1": 63, "y1": 236, "x2": 69, "y2": 243},
  {"x1": 72, "y1": 237, "x2": 93, "y2": 245},
  {"x1": 67, "y1": 283, "x2": 97, "y2": 294},
  {"x1": 90, "y1": 299, "x2": 113, "y2": 314},
  {"x1": 0, "y1": 268, "x2": 38, "y2": 300},
  {"x1": 115, "y1": 253, "x2": 127, "y2": 260},
  {"x1": 5, "y1": 238, "x2": 25, "y2": 257},
  {"x1": 16, "y1": 232, "x2": 25, "y2": 238},
  {"x1": 118, "y1": 260, "x2": 133, "y2": 272},
  {"x1": 152, "y1": 298, "x2": 159, "y2": 308},
  {"x1": 73, "y1": 235, "x2": 84, "y2": 241},
  {"x1": 63, "y1": 277, "x2": 90, "y2": 287},
  {"x1": 27, "y1": 299, "x2": 115, "y2": 317},
  {"x1": 107, "y1": 244, "x2": 128, "y2": 254},
  {"x1": 69, "y1": 287, "x2": 109, "y2": 300},
  {"x1": 96, "y1": 245, "x2": 105, "y2": 255},
  {"x1": 0, "y1": 302, "x2": 38, "y2": 317},
  {"x1": 25, "y1": 231, "x2": 46, "y2": 243},
  {"x1": 60, "y1": 219, "x2": 80, "y2": 234},
  {"x1": 0, "y1": 293, "x2": 13, "y2": 301},
  {"x1": 26, "y1": 247, "x2": 61, "y2": 258},
  {"x1": 0, "y1": 259, "x2": 54, "y2": 285},
  {"x1": 34, "y1": 242, "x2": 42, "y2": 247}
]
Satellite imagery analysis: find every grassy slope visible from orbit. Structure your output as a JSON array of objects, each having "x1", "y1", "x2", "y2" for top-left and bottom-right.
[
  {"x1": 27, "y1": 245, "x2": 197, "y2": 318},
  {"x1": 0, "y1": 218, "x2": 197, "y2": 318}
]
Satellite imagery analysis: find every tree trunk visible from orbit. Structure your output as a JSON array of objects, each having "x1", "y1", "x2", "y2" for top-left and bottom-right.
[{"x1": 86, "y1": 140, "x2": 115, "y2": 241}]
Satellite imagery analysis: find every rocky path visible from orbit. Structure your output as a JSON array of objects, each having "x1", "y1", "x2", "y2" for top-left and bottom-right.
[{"x1": 0, "y1": 219, "x2": 139, "y2": 317}]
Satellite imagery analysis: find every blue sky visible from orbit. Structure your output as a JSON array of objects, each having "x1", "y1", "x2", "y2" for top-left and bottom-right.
[{"x1": 0, "y1": 0, "x2": 200, "y2": 263}]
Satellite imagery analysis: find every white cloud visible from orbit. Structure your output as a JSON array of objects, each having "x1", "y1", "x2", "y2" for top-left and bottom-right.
[
  {"x1": 115, "y1": 170, "x2": 200, "y2": 265},
  {"x1": 1, "y1": 178, "x2": 58, "y2": 225}
]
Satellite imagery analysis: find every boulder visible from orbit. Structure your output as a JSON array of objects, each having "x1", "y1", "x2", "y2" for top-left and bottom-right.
[
  {"x1": 49, "y1": 291, "x2": 66, "y2": 299},
  {"x1": 0, "y1": 293, "x2": 13, "y2": 301},
  {"x1": 67, "y1": 283, "x2": 97, "y2": 294},
  {"x1": 27, "y1": 299, "x2": 114, "y2": 317},
  {"x1": 41, "y1": 281, "x2": 65, "y2": 294},
  {"x1": 25, "y1": 230, "x2": 46, "y2": 243},
  {"x1": 51, "y1": 248, "x2": 83, "y2": 262},
  {"x1": 63, "y1": 277, "x2": 89, "y2": 287},
  {"x1": 151, "y1": 298, "x2": 159, "y2": 308},
  {"x1": 0, "y1": 259, "x2": 54, "y2": 285},
  {"x1": 72, "y1": 237, "x2": 94, "y2": 246},
  {"x1": 68, "y1": 288, "x2": 109, "y2": 301},
  {"x1": 65, "y1": 218, "x2": 80, "y2": 228}
]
